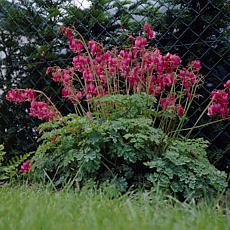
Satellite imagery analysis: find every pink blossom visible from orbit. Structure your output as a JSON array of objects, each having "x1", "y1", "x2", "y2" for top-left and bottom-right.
[
  {"x1": 24, "y1": 89, "x2": 36, "y2": 102},
  {"x1": 177, "y1": 104, "x2": 184, "y2": 117},
  {"x1": 160, "y1": 95, "x2": 176, "y2": 110},
  {"x1": 143, "y1": 22, "x2": 155, "y2": 40},
  {"x1": 190, "y1": 60, "x2": 201, "y2": 72},
  {"x1": 52, "y1": 72, "x2": 61, "y2": 82},
  {"x1": 6, "y1": 89, "x2": 36, "y2": 103},
  {"x1": 29, "y1": 101, "x2": 57, "y2": 121},
  {"x1": 85, "y1": 83, "x2": 97, "y2": 96},
  {"x1": 179, "y1": 69, "x2": 196, "y2": 90},
  {"x1": 163, "y1": 74, "x2": 174, "y2": 87},
  {"x1": 76, "y1": 91, "x2": 83, "y2": 101},
  {"x1": 88, "y1": 40, "x2": 97, "y2": 55},
  {"x1": 83, "y1": 69, "x2": 94, "y2": 82},
  {"x1": 46, "y1": 67, "x2": 52, "y2": 74},
  {"x1": 208, "y1": 90, "x2": 229, "y2": 117},
  {"x1": 62, "y1": 70, "x2": 72, "y2": 83},
  {"x1": 187, "y1": 92, "x2": 191, "y2": 101},
  {"x1": 69, "y1": 38, "x2": 83, "y2": 53},
  {"x1": 65, "y1": 28, "x2": 73, "y2": 39},
  {"x1": 224, "y1": 80, "x2": 230, "y2": 88},
  {"x1": 61, "y1": 88, "x2": 72, "y2": 97},
  {"x1": 135, "y1": 36, "x2": 147, "y2": 49},
  {"x1": 72, "y1": 55, "x2": 90, "y2": 70},
  {"x1": 164, "y1": 53, "x2": 181, "y2": 72},
  {"x1": 21, "y1": 160, "x2": 31, "y2": 173}
]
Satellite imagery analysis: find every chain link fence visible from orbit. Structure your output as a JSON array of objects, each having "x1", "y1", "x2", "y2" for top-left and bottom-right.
[{"x1": 0, "y1": 0, "x2": 229, "y2": 170}]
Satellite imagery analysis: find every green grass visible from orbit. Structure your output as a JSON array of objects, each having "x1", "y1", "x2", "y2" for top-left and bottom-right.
[{"x1": 0, "y1": 186, "x2": 229, "y2": 230}]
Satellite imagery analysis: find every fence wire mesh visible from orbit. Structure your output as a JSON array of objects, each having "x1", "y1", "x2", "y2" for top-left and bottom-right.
[{"x1": 0, "y1": 0, "x2": 229, "y2": 170}]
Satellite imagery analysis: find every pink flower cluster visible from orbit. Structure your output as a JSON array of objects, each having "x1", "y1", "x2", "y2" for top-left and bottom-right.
[
  {"x1": 29, "y1": 101, "x2": 58, "y2": 121},
  {"x1": 6, "y1": 23, "x2": 229, "y2": 123},
  {"x1": 47, "y1": 23, "x2": 201, "y2": 115},
  {"x1": 208, "y1": 81, "x2": 230, "y2": 118},
  {"x1": 6, "y1": 89, "x2": 36, "y2": 103},
  {"x1": 6, "y1": 89, "x2": 58, "y2": 121}
]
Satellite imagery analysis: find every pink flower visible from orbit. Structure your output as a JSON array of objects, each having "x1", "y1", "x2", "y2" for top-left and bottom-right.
[
  {"x1": 88, "y1": 40, "x2": 97, "y2": 55},
  {"x1": 76, "y1": 91, "x2": 83, "y2": 101},
  {"x1": 164, "y1": 53, "x2": 181, "y2": 72},
  {"x1": 160, "y1": 95, "x2": 176, "y2": 110},
  {"x1": 21, "y1": 160, "x2": 31, "y2": 173},
  {"x1": 85, "y1": 83, "x2": 97, "y2": 96},
  {"x1": 179, "y1": 69, "x2": 196, "y2": 90},
  {"x1": 52, "y1": 72, "x2": 61, "y2": 82},
  {"x1": 163, "y1": 74, "x2": 174, "y2": 87},
  {"x1": 6, "y1": 89, "x2": 36, "y2": 103},
  {"x1": 69, "y1": 38, "x2": 83, "y2": 53},
  {"x1": 208, "y1": 90, "x2": 229, "y2": 117},
  {"x1": 177, "y1": 104, "x2": 184, "y2": 117},
  {"x1": 61, "y1": 88, "x2": 72, "y2": 97},
  {"x1": 24, "y1": 89, "x2": 36, "y2": 102},
  {"x1": 64, "y1": 28, "x2": 73, "y2": 39},
  {"x1": 46, "y1": 67, "x2": 52, "y2": 74},
  {"x1": 88, "y1": 40, "x2": 102, "y2": 56},
  {"x1": 190, "y1": 60, "x2": 201, "y2": 72},
  {"x1": 29, "y1": 101, "x2": 57, "y2": 121},
  {"x1": 143, "y1": 22, "x2": 155, "y2": 40},
  {"x1": 135, "y1": 36, "x2": 147, "y2": 49},
  {"x1": 83, "y1": 69, "x2": 94, "y2": 82},
  {"x1": 186, "y1": 92, "x2": 191, "y2": 101},
  {"x1": 224, "y1": 80, "x2": 230, "y2": 89},
  {"x1": 211, "y1": 90, "x2": 228, "y2": 104}
]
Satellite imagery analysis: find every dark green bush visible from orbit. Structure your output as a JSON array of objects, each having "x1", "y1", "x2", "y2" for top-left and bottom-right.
[{"x1": 31, "y1": 95, "x2": 227, "y2": 200}]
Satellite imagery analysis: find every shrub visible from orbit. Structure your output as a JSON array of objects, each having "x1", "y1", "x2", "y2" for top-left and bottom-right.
[
  {"x1": 5, "y1": 23, "x2": 229, "y2": 199},
  {"x1": 32, "y1": 104, "x2": 226, "y2": 199}
]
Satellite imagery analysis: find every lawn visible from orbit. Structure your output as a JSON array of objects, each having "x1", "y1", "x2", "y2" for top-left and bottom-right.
[{"x1": 0, "y1": 186, "x2": 229, "y2": 230}]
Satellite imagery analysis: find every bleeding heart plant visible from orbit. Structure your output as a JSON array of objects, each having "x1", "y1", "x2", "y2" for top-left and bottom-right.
[{"x1": 4, "y1": 23, "x2": 229, "y2": 198}]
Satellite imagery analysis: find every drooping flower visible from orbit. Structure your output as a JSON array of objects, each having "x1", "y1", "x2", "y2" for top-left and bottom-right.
[
  {"x1": 143, "y1": 22, "x2": 155, "y2": 40},
  {"x1": 187, "y1": 92, "x2": 191, "y2": 101},
  {"x1": 190, "y1": 60, "x2": 201, "y2": 72},
  {"x1": 224, "y1": 80, "x2": 230, "y2": 95},
  {"x1": 29, "y1": 101, "x2": 58, "y2": 121},
  {"x1": 177, "y1": 104, "x2": 184, "y2": 117},
  {"x1": 46, "y1": 67, "x2": 52, "y2": 74},
  {"x1": 135, "y1": 36, "x2": 147, "y2": 49},
  {"x1": 52, "y1": 72, "x2": 62, "y2": 82},
  {"x1": 208, "y1": 90, "x2": 229, "y2": 117},
  {"x1": 160, "y1": 95, "x2": 176, "y2": 110},
  {"x1": 21, "y1": 160, "x2": 31, "y2": 173},
  {"x1": 69, "y1": 38, "x2": 83, "y2": 53},
  {"x1": 61, "y1": 88, "x2": 72, "y2": 98},
  {"x1": 6, "y1": 89, "x2": 36, "y2": 103},
  {"x1": 179, "y1": 69, "x2": 196, "y2": 90}
]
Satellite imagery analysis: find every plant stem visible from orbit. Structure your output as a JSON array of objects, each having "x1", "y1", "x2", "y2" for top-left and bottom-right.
[
  {"x1": 168, "y1": 115, "x2": 230, "y2": 136},
  {"x1": 185, "y1": 101, "x2": 213, "y2": 138}
]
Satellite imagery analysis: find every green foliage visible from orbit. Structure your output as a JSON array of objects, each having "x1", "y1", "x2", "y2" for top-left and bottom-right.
[
  {"x1": 0, "y1": 144, "x2": 33, "y2": 181},
  {"x1": 0, "y1": 145, "x2": 5, "y2": 166},
  {"x1": 91, "y1": 93, "x2": 156, "y2": 119},
  {"x1": 31, "y1": 99, "x2": 226, "y2": 199},
  {"x1": 33, "y1": 114, "x2": 165, "y2": 190},
  {"x1": 145, "y1": 138, "x2": 226, "y2": 199}
]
